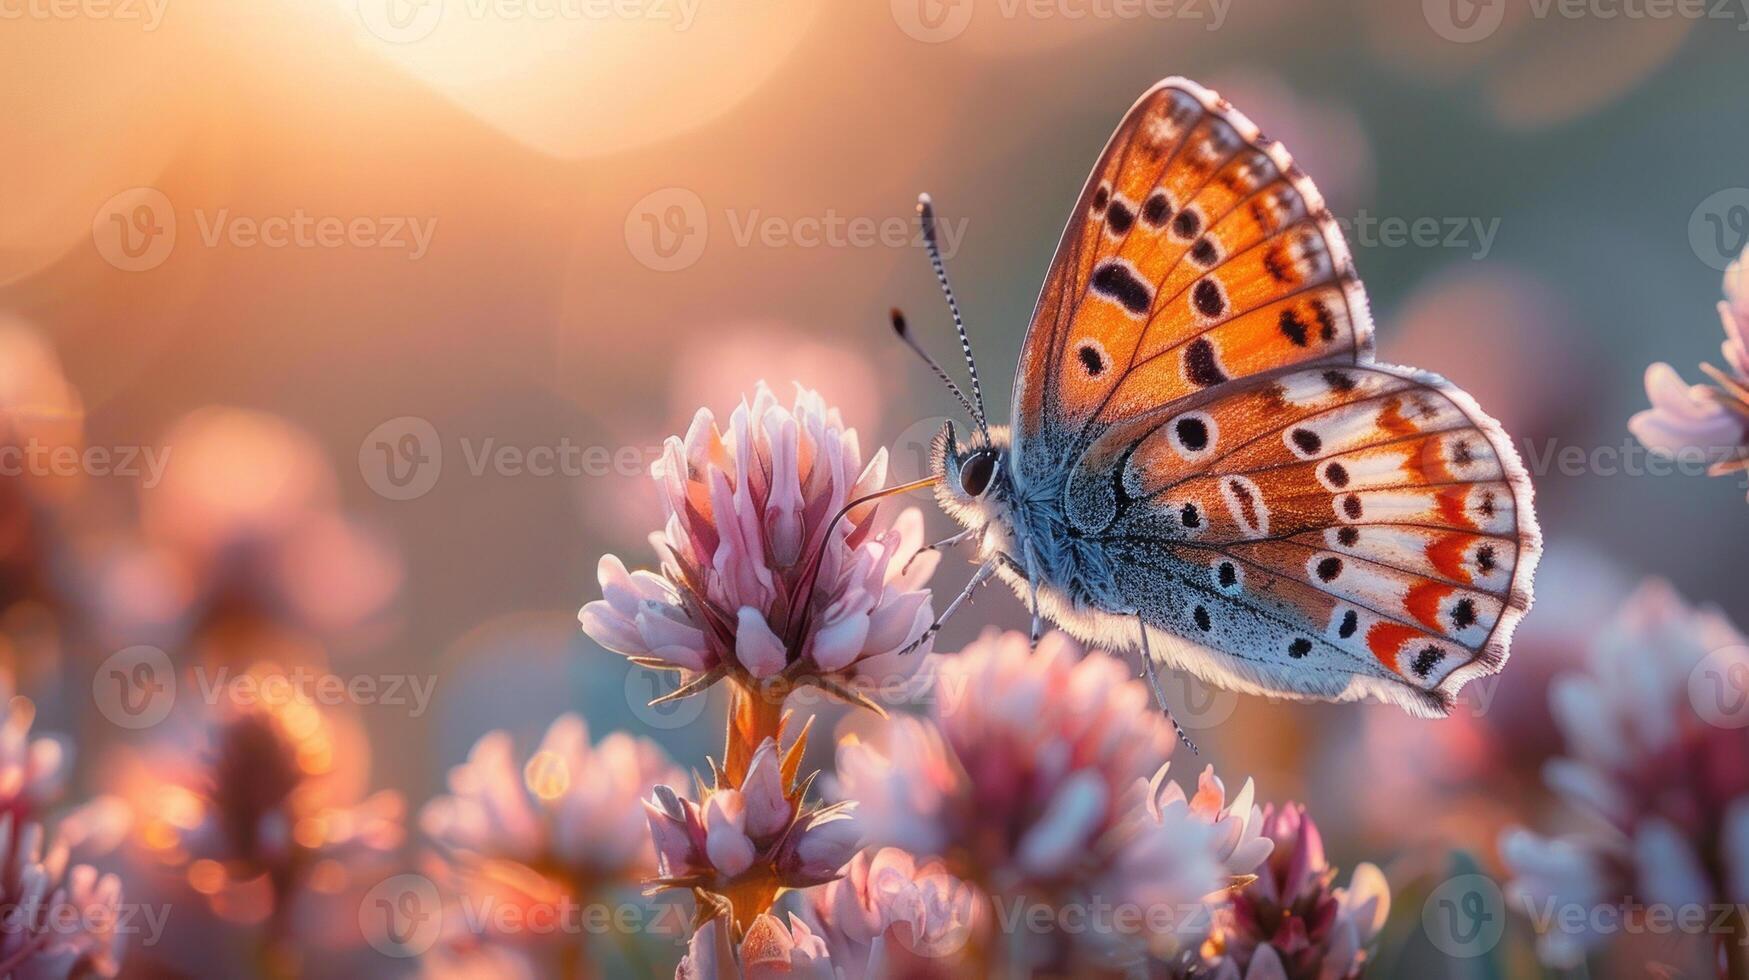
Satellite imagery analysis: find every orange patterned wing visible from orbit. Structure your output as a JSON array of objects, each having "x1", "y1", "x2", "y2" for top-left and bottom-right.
[
  {"x1": 1099, "y1": 363, "x2": 1541, "y2": 716},
  {"x1": 1012, "y1": 76, "x2": 1373, "y2": 487}
]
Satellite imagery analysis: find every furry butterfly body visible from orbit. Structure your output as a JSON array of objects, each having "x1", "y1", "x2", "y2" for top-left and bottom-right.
[{"x1": 921, "y1": 77, "x2": 1541, "y2": 718}]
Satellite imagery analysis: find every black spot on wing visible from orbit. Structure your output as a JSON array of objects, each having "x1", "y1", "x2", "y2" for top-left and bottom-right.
[
  {"x1": 1142, "y1": 191, "x2": 1172, "y2": 226},
  {"x1": 1107, "y1": 199, "x2": 1135, "y2": 235},
  {"x1": 1278, "y1": 308, "x2": 1310, "y2": 347},
  {"x1": 1288, "y1": 637, "x2": 1312, "y2": 658},
  {"x1": 1091, "y1": 260, "x2": 1153, "y2": 316},
  {"x1": 1184, "y1": 338, "x2": 1226, "y2": 387},
  {"x1": 1175, "y1": 417, "x2": 1209, "y2": 451},
  {"x1": 1192, "y1": 279, "x2": 1226, "y2": 318},
  {"x1": 1411, "y1": 645, "x2": 1445, "y2": 678},
  {"x1": 1291, "y1": 428, "x2": 1322, "y2": 455},
  {"x1": 1078, "y1": 344, "x2": 1106, "y2": 377},
  {"x1": 1338, "y1": 609, "x2": 1358, "y2": 638}
]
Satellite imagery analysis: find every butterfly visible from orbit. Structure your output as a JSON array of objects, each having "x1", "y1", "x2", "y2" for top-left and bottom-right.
[{"x1": 892, "y1": 77, "x2": 1541, "y2": 724}]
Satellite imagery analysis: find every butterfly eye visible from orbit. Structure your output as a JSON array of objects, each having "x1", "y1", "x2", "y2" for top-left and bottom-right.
[{"x1": 959, "y1": 451, "x2": 997, "y2": 498}]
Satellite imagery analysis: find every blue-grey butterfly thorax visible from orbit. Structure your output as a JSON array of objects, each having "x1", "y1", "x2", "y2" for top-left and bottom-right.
[{"x1": 931, "y1": 420, "x2": 1121, "y2": 614}]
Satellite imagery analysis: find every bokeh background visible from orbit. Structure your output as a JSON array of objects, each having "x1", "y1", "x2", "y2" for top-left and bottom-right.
[{"x1": 5, "y1": 0, "x2": 1749, "y2": 975}]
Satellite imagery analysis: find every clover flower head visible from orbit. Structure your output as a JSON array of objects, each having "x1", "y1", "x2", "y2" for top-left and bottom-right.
[
  {"x1": 801, "y1": 846, "x2": 984, "y2": 978},
  {"x1": 1501, "y1": 580, "x2": 1749, "y2": 967},
  {"x1": 1198, "y1": 803, "x2": 1389, "y2": 980},
  {"x1": 646, "y1": 736, "x2": 859, "y2": 926},
  {"x1": 581, "y1": 383, "x2": 936, "y2": 709},
  {"x1": 1631, "y1": 245, "x2": 1749, "y2": 494},
  {"x1": 0, "y1": 814, "x2": 127, "y2": 979},
  {"x1": 838, "y1": 630, "x2": 1185, "y2": 891}
]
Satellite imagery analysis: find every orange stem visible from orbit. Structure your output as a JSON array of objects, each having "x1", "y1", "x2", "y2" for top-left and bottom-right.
[{"x1": 723, "y1": 678, "x2": 787, "y2": 789}]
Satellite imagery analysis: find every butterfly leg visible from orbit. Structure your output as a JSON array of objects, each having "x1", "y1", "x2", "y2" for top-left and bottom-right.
[
  {"x1": 902, "y1": 526, "x2": 978, "y2": 575},
  {"x1": 1136, "y1": 615, "x2": 1199, "y2": 755},
  {"x1": 899, "y1": 558, "x2": 998, "y2": 655},
  {"x1": 1022, "y1": 539, "x2": 1044, "y2": 647}
]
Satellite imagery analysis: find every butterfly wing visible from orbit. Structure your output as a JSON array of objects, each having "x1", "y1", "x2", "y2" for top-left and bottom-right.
[
  {"x1": 1012, "y1": 76, "x2": 1373, "y2": 489},
  {"x1": 1009, "y1": 77, "x2": 1539, "y2": 716},
  {"x1": 1099, "y1": 363, "x2": 1539, "y2": 716}
]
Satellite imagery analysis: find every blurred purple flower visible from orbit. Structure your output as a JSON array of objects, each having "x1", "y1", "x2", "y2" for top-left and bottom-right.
[
  {"x1": 0, "y1": 814, "x2": 127, "y2": 979},
  {"x1": 581, "y1": 383, "x2": 936, "y2": 710},
  {"x1": 676, "y1": 913, "x2": 835, "y2": 980},
  {"x1": 836, "y1": 631, "x2": 1269, "y2": 967},
  {"x1": 1196, "y1": 803, "x2": 1389, "y2": 980},
  {"x1": 1500, "y1": 581, "x2": 1749, "y2": 967},
  {"x1": 647, "y1": 736, "x2": 859, "y2": 926},
  {"x1": 1631, "y1": 248, "x2": 1749, "y2": 494},
  {"x1": 800, "y1": 846, "x2": 984, "y2": 977}
]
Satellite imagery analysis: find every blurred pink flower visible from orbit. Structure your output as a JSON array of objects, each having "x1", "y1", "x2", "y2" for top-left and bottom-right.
[
  {"x1": 800, "y1": 847, "x2": 984, "y2": 977},
  {"x1": 647, "y1": 736, "x2": 859, "y2": 923},
  {"x1": 1500, "y1": 581, "x2": 1749, "y2": 967},
  {"x1": 836, "y1": 631, "x2": 1269, "y2": 968},
  {"x1": 581, "y1": 383, "x2": 936, "y2": 710},
  {"x1": 0, "y1": 815, "x2": 127, "y2": 979},
  {"x1": 424, "y1": 713, "x2": 683, "y2": 887},
  {"x1": 1631, "y1": 249, "x2": 1749, "y2": 495},
  {"x1": 676, "y1": 913, "x2": 835, "y2": 980},
  {"x1": 420, "y1": 714, "x2": 687, "y2": 957},
  {"x1": 0, "y1": 672, "x2": 72, "y2": 826},
  {"x1": 104, "y1": 407, "x2": 402, "y2": 647},
  {"x1": 1349, "y1": 542, "x2": 1632, "y2": 855},
  {"x1": 1196, "y1": 803, "x2": 1389, "y2": 980}
]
